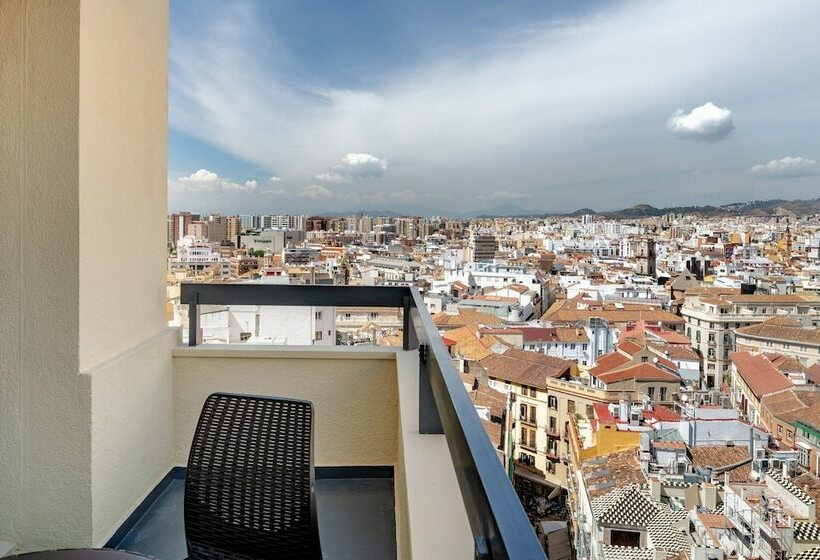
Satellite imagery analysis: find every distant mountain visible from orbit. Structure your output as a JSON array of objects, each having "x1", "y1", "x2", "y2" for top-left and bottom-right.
[
  {"x1": 559, "y1": 197, "x2": 820, "y2": 219},
  {"x1": 318, "y1": 209, "x2": 405, "y2": 218},
  {"x1": 311, "y1": 197, "x2": 820, "y2": 219}
]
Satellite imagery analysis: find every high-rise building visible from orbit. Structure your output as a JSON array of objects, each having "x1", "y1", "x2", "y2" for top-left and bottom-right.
[
  {"x1": 171, "y1": 211, "x2": 198, "y2": 245},
  {"x1": 468, "y1": 230, "x2": 497, "y2": 262},
  {"x1": 226, "y1": 216, "x2": 241, "y2": 245}
]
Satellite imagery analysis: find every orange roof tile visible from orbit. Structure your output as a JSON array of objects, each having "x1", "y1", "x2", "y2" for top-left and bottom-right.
[{"x1": 731, "y1": 351, "x2": 793, "y2": 398}]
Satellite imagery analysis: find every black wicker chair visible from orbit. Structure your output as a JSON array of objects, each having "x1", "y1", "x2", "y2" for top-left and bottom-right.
[{"x1": 184, "y1": 393, "x2": 322, "y2": 560}]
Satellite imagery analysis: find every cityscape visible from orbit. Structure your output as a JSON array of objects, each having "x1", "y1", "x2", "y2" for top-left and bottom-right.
[
  {"x1": 168, "y1": 206, "x2": 820, "y2": 559},
  {"x1": 5, "y1": 1, "x2": 820, "y2": 560}
]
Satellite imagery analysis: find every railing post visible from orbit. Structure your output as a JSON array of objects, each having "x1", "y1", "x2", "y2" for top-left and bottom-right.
[
  {"x1": 188, "y1": 293, "x2": 201, "y2": 346},
  {"x1": 418, "y1": 343, "x2": 444, "y2": 434},
  {"x1": 402, "y1": 295, "x2": 411, "y2": 350}
]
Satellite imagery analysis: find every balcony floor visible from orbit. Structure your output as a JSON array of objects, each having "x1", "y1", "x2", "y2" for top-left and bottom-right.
[{"x1": 111, "y1": 468, "x2": 397, "y2": 560}]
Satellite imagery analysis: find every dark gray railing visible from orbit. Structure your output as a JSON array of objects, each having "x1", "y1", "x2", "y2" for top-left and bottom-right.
[{"x1": 180, "y1": 283, "x2": 547, "y2": 560}]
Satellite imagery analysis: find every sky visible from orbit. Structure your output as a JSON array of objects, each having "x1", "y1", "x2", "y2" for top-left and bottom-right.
[{"x1": 168, "y1": 0, "x2": 820, "y2": 216}]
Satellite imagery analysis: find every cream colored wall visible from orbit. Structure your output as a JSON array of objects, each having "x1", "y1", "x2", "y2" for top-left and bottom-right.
[
  {"x1": 173, "y1": 346, "x2": 400, "y2": 467},
  {"x1": 78, "y1": 0, "x2": 169, "y2": 371},
  {"x1": 0, "y1": 0, "x2": 172, "y2": 551},
  {"x1": 76, "y1": 0, "x2": 174, "y2": 547},
  {"x1": 0, "y1": 1, "x2": 92, "y2": 551},
  {"x1": 89, "y1": 329, "x2": 177, "y2": 545}
]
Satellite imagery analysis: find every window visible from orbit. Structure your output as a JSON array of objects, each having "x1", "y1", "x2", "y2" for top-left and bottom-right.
[
  {"x1": 660, "y1": 387, "x2": 667, "y2": 401},
  {"x1": 315, "y1": 311, "x2": 323, "y2": 320},
  {"x1": 548, "y1": 396, "x2": 558, "y2": 410},
  {"x1": 800, "y1": 446, "x2": 810, "y2": 468},
  {"x1": 570, "y1": 343, "x2": 576, "y2": 350},
  {"x1": 586, "y1": 405, "x2": 594, "y2": 417},
  {"x1": 314, "y1": 330, "x2": 323, "y2": 341},
  {"x1": 610, "y1": 530, "x2": 641, "y2": 548},
  {"x1": 568, "y1": 400, "x2": 576, "y2": 414},
  {"x1": 648, "y1": 387, "x2": 655, "y2": 399},
  {"x1": 520, "y1": 427, "x2": 536, "y2": 450}
]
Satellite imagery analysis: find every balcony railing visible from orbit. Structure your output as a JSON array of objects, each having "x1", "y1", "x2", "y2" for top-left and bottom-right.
[{"x1": 180, "y1": 282, "x2": 546, "y2": 560}]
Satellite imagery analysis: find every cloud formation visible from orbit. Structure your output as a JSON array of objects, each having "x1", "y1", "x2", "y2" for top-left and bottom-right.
[
  {"x1": 174, "y1": 169, "x2": 258, "y2": 192},
  {"x1": 169, "y1": 1, "x2": 820, "y2": 212},
  {"x1": 477, "y1": 190, "x2": 530, "y2": 200},
  {"x1": 300, "y1": 184, "x2": 335, "y2": 200},
  {"x1": 269, "y1": 176, "x2": 281, "y2": 183},
  {"x1": 316, "y1": 153, "x2": 388, "y2": 183},
  {"x1": 666, "y1": 102, "x2": 734, "y2": 141},
  {"x1": 750, "y1": 156, "x2": 820, "y2": 178}
]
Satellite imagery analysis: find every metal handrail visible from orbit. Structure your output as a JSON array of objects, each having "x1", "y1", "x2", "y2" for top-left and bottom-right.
[{"x1": 180, "y1": 283, "x2": 547, "y2": 560}]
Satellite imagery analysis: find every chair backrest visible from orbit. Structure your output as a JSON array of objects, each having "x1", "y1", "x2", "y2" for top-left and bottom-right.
[{"x1": 185, "y1": 393, "x2": 322, "y2": 560}]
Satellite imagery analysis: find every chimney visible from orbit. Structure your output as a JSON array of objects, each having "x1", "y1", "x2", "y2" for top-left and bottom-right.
[{"x1": 619, "y1": 399, "x2": 629, "y2": 422}]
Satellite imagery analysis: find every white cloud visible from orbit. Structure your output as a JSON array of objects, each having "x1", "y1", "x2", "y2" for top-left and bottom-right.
[
  {"x1": 316, "y1": 153, "x2": 388, "y2": 183},
  {"x1": 666, "y1": 102, "x2": 734, "y2": 141},
  {"x1": 750, "y1": 156, "x2": 820, "y2": 178},
  {"x1": 260, "y1": 188, "x2": 287, "y2": 196},
  {"x1": 315, "y1": 172, "x2": 346, "y2": 183},
  {"x1": 174, "y1": 169, "x2": 257, "y2": 193},
  {"x1": 477, "y1": 190, "x2": 530, "y2": 200},
  {"x1": 300, "y1": 184, "x2": 335, "y2": 200},
  {"x1": 269, "y1": 176, "x2": 281, "y2": 183},
  {"x1": 169, "y1": 1, "x2": 820, "y2": 210}
]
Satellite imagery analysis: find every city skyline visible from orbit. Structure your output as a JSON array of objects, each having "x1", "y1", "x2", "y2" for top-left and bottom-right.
[{"x1": 169, "y1": 0, "x2": 820, "y2": 215}]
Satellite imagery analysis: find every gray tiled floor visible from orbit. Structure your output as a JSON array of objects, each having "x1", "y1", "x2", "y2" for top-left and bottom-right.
[{"x1": 114, "y1": 475, "x2": 397, "y2": 560}]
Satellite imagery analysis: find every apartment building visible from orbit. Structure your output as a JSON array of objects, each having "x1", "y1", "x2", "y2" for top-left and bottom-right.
[
  {"x1": 681, "y1": 293, "x2": 820, "y2": 388},
  {"x1": 736, "y1": 316, "x2": 820, "y2": 367},
  {"x1": 588, "y1": 341, "x2": 683, "y2": 405},
  {"x1": 730, "y1": 351, "x2": 794, "y2": 427},
  {"x1": 476, "y1": 349, "x2": 608, "y2": 490}
]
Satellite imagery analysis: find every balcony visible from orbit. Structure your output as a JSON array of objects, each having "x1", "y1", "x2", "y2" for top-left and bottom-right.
[
  {"x1": 173, "y1": 283, "x2": 545, "y2": 559},
  {"x1": 546, "y1": 427, "x2": 560, "y2": 439},
  {"x1": 2, "y1": 283, "x2": 545, "y2": 560}
]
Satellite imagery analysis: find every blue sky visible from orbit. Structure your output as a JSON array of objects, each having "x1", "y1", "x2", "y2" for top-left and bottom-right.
[{"x1": 168, "y1": 0, "x2": 820, "y2": 215}]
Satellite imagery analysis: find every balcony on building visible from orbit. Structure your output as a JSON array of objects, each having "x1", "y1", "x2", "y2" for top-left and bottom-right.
[{"x1": 1, "y1": 2, "x2": 544, "y2": 559}]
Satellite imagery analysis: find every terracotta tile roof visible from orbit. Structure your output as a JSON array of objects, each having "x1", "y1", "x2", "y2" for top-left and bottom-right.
[
  {"x1": 618, "y1": 339, "x2": 644, "y2": 356},
  {"x1": 809, "y1": 364, "x2": 820, "y2": 384},
  {"x1": 730, "y1": 351, "x2": 793, "y2": 398},
  {"x1": 443, "y1": 325, "x2": 500, "y2": 361},
  {"x1": 644, "y1": 405, "x2": 681, "y2": 422},
  {"x1": 581, "y1": 449, "x2": 646, "y2": 499},
  {"x1": 649, "y1": 343, "x2": 700, "y2": 361},
  {"x1": 689, "y1": 445, "x2": 750, "y2": 470},
  {"x1": 762, "y1": 387, "x2": 820, "y2": 424},
  {"x1": 792, "y1": 472, "x2": 820, "y2": 506},
  {"x1": 553, "y1": 327, "x2": 590, "y2": 343},
  {"x1": 433, "y1": 310, "x2": 504, "y2": 329},
  {"x1": 482, "y1": 420, "x2": 502, "y2": 447},
  {"x1": 736, "y1": 318, "x2": 820, "y2": 346},
  {"x1": 653, "y1": 441, "x2": 686, "y2": 449},
  {"x1": 470, "y1": 384, "x2": 507, "y2": 419},
  {"x1": 697, "y1": 513, "x2": 727, "y2": 528},
  {"x1": 541, "y1": 303, "x2": 684, "y2": 325},
  {"x1": 597, "y1": 363, "x2": 681, "y2": 384},
  {"x1": 589, "y1": 352, "x2": 631, "y2": 376},
  {"x1": 480, "y1": 349, "x2": 572, "y2": 390}
]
